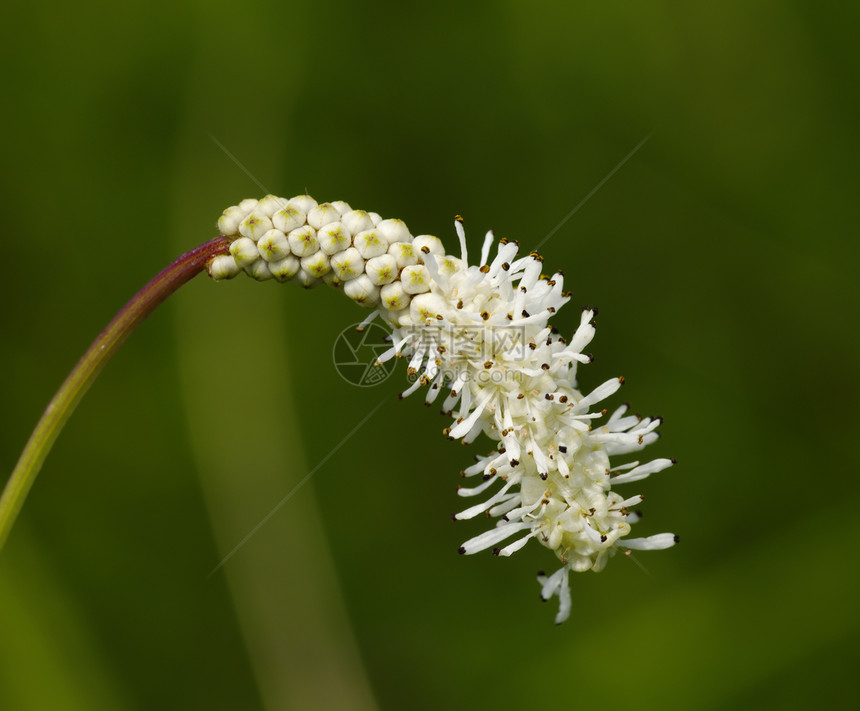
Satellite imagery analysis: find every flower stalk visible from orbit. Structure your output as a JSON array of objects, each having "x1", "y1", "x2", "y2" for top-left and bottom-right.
[{"x1": 0, "y1": 236, "x2": 230, "y2": 550}]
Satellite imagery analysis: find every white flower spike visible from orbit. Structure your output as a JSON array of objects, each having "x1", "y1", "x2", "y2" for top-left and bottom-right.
[{"x1": 211, "y1": 194, "x2": 678, "y2": 624}]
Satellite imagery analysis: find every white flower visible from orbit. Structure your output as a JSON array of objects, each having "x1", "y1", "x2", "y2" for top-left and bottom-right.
[{"x1": 210, "y1": 194, "x2": 678, "y2": 623}]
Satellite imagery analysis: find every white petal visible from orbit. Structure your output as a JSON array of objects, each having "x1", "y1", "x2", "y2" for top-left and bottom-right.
[
  {"x1": 459, "y1": 521, "x2": 532, "y2": 554},
  {"x1": 619, "y1": 533, "x2": 678, "y2": 550},
  {"x1": 611, "y1": 458, "x2": 674, "y2": 484}
]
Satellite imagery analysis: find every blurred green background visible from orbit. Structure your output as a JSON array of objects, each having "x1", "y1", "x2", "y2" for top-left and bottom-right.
[{"x1": 1, "y1": 1, "x2": 858, "y2": 709}]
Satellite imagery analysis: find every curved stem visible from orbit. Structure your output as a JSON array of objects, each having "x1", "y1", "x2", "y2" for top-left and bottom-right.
[{"x1": 0, "y1": 236, "x2": 230, "y2": 551}]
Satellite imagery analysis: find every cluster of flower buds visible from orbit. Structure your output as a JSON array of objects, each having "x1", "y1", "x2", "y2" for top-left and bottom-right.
[
  {"x1": 210, "y1": 194, "x2": 677, "y2": 624},
  {"x1": 210, "y1": 194, "x2": 459, "y2": 329}
]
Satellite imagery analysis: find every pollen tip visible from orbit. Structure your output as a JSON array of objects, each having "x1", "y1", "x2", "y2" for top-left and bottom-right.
[
  {"x1": 450, "y1": 513, "x2": 457, "y2": 521},
  {"x1": 673, "y1": 534, "x2": 681, "y2": 543},
  {"x1": 457, "y1": 546, "x2": 466, "y2": 555},
  {"x1": 454, "y1": 215, "x2": 464, "y2": 223},
  {"x1": 671, "y1": 457, "x2": 678, "y2": 464},
  {"x1": 618, "y1": 376, "x2": 626, "y2": 385},
  {"x1": 492, "y1": 547, "x2": 501, "y2": 556}
]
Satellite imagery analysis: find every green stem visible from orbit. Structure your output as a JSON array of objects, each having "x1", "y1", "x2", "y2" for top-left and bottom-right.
[{"x1": 0, "y1": 236, "x2": 230, "y2": 551}]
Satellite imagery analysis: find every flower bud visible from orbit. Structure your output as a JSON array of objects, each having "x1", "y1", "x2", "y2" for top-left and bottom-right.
[
  {"x1": 295, "y1": 269, "x2": 320, "y2": 288},
  {"x1": 245, "y1": 260, "x2": 273, "y2": 281},
  {"x1": 330, "y1": 247, "x2": 365, "y2": 281},
  {"x1": 368, "y1": 212, "x2": 382, "y2": 226},
  {"x1": 208, "y1": 254, "x2": 241, "y2": 280},
  {"x1": 388, "y1": 242, "x2": 418, "y2": 268},
  {"x1": 255, "y1": 194, "x2": 288, "y2": 217},
  {"x1": 342, "y1": 209, "x2": 374, "y2": 235},
  {"x1": 229, "y1": 237, "x2": 261, "y2": 268},
  {"x1": 437, "y1": 256, "x2": 460, "y2": 278},
  {"x1": 307, "y1": 203, "x2": 342, "y2": 230},
  {"x1": 321, "y1": 271, "x2": 342, "y2": 287},
  {"x1": 288, "y1": 225, "x2": 319, "y2": 257},
  {"x1": 257, "y1": 229, "x2": 290, "y2": 262},
  {"x1": 217, "y1": 206, "x2": 245, "y2": 236},
  {"x1": 238, "y1": 198, "x2": 258, "y2": 213},
  {"x1": 273, "y1": 206, "x2": 306, "y2": 234},
  {"x1": 269, "y1": 254, "x2": 301, "y2": 281},
  {"x1": 330, "y1": 200, "x2": 352, "y2": 216},
  {"x1": 288, "y1": 194, "x2": 318, "y2": 214},
  {"x1": 410, "y1": 292, "x2": 448, "y2": 322},
  {"x1": 376, "y1": 218, "x2": 411, "y2": 245},
  {"x1": 380, "y1": 281, "x2": 411, "y2": 311},
  {"x1": 239, "y1": 212, "x2": 273, "y2": 241},
  {"x1": 318, "y1": 222, "x2": 351, "y2": 255},
  {"x1": 343, "y1": 274, "x2": 380, "y2": 306},
  {"x1": 301, "y1": 251, "x2": 331, "y2": 278},
  {"x1": 401, "y1": 264, "x2": 431, "y2": 294},
  {"x1": 365, "y1": 254, "x2": 398, "y2": 285},
  {"x1": 353, "y1": 229, "x2": 388, "y2": 259},
  {"x1": 413, "y1": 235, "x2": 445, "y2": 259}
]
